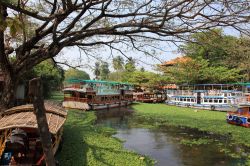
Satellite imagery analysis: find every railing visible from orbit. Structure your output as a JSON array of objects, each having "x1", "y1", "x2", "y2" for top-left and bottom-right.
[{"x1": 64, "y1": 97, "x2": 88, "y2": 102}]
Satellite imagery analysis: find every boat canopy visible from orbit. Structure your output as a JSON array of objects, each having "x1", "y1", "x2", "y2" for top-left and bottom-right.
[
  {"x1": 0, "y1": 104, "x2": 67, "y2": 134},
  {"x1": 65, "y1": 79, "x2": 133, "y2": 86}
]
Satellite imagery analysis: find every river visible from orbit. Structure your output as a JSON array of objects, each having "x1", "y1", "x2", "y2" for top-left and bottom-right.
[{"x1": 95, "y1": 107, "x2": 247, "y2": 166}]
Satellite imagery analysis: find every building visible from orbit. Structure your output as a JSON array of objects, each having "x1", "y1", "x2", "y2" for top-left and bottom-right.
[
  {"x1": 161, "y1": 56, "x2": 192, "y2": 67},
  {"x1": 0, "y1": 71, "x2": 26, "y2": 105}
]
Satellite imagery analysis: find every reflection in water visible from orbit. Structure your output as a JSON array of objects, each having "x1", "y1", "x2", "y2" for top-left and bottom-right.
[{"x1": 95, "y1": 108, "x2": 244, "y2": 166}]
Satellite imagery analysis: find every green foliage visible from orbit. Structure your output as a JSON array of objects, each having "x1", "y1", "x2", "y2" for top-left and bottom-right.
[
  {"x1": 33, "y1": 60, "x2": 64, "y2": 97},
  {"x1": 124, "y1": 71, "x2": 169, "y2": 88},
  {"x1": 176, "y1": 29, "x2": 250, "y2": 83},
  {"x1": 94, "y1": 62, "x2": 101, "y2": 80},
  {"x1": 112, "y1": 56, "x2": 124, "y2": 71},
  {"x1": 6, "y1": 17, "x2": 23, "y2": 37},
  {"x1": 180, "y1": 138, "x2": 212, "y2": 146},
  {"x1": 108, "y1": 71, "x2": 124, "y2": 82},
  {"x1": 100, "y1": 62, "x2": 110, "y2": 80},
  {"x1": 181, "y1": 29, "x2": 228, "y2": 66},
  {"x1": 125, "y1": 58, "x2": 136, "y2": 73},
  {"x1": 132, "y1": 103, "x2": 250, "y2": 147},
  {"x1": 65, "y1": 68, "x2": 90, "y2": 80},
  {"x1": 48, "y1": 91, "x2": 64, "y2": 102},
  {"x1": 56, "y1": 110, "x2": 154, "y2": 166},
  {"x1": 224, "y1": 36, "x2": 250, "y2": 81},
  {"x1": 161, "y1": 57, "x2": 242, "y2": 84}
]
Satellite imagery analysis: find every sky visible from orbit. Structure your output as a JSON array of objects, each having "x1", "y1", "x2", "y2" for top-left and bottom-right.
[{"x1": 55, "y1": 27, "x2": 241, "y2": 79}]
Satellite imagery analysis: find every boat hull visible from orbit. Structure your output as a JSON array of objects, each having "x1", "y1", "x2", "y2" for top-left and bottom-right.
[
  {"x1": 62, "y1": 101, "x2": 133, "y2": 110},
  {"x1": 227, "y1": 114, "x2": 250, "y2": 128}
]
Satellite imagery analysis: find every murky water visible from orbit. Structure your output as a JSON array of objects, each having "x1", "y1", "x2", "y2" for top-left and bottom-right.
[{"x1": 95, "y1": 107, "x2": 247, "y2": 166}]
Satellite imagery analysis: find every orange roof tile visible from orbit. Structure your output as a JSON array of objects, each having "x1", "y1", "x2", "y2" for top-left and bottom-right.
[{"x1": 162, "y1": 56, "x2": 192, "y2": 66}]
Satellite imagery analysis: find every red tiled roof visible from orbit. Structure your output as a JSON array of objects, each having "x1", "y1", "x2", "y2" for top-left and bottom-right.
[{"x1": 162, "y1": 56, "x2": 192, "y2": 66}]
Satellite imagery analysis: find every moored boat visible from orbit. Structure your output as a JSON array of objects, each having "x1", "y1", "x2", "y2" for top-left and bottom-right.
[
  {"x1": 62, "y1": 79, "x2": 134, "y2": 110},
  {"x1": 165, "y1": 84, "x2": 248, "y2": 111},
  {"x1": 133, "y1": 92, "x2": 166, "y2": 103},
  {"x1": 0, "y1": 104, "x2": 67, "y2": 165},
  {"x1": 227, "y1": 104, "x2": 250, "y2": 127}
]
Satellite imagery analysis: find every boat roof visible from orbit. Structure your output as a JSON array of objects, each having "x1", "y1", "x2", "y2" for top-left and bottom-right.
[
  {"x1": 179, "y1": 83, "x2": 250, "y2": 87},
  {"x1": 0, "y1": 104, "x2": 67, "y2": 134},
  {"x1": 238, "y1": 104, "x2": 250, "y2": 108},
  {"x1": 65, "y1": 79, "x2": 133, "y2": 86}
]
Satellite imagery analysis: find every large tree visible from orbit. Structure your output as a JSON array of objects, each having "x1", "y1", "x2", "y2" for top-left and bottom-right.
[
  {"x1": 0, "y1": 0, "x2": 250, "y2": 108},
  {"x1": 180, "y1": 29, "x2": 250, "y2": 82}
]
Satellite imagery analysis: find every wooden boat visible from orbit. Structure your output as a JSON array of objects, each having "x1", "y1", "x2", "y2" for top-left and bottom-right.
[
  {"x1": 133, "y1": 92, "x2": 165, "y2": 103},
  {"x1": 227, "y1": 104, "x2": 250, "y2": 127},
  {"x1": 0, "y1": 104, "x2": 67, "y2": 165},
  {"x1": 63, "y1": 79, "x2": 134, "y2": 110}
]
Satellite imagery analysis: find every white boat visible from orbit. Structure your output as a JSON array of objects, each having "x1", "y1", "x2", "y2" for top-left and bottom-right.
[{"x1": 165, "y1": 84, "x2": 249, "y2": 111}]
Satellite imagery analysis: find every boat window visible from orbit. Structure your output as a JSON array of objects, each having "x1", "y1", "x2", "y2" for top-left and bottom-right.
[
  {"x1": 80, "y1": 93, "x2": 85, "y2": 98},
  {"x1": 214, "y1": 99, "x2": 218, "y2": 103},
  {"x1": 209, "y1": 99, "x2": 213, "y2": 103},
  {"x1": 224, "y1": 100, "x2": 227, "y2": 103},
  {"x1": 204, "y1": 99, "x2": 208, "y2": 102},
  {"x1": 219, "y1": 100, "x2": 222, "y2": 103}
]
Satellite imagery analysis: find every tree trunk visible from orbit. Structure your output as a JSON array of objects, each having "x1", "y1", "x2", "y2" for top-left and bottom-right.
[
  {"x1": 29, "y1": 78, "x2": 56, "y2": 166},
  {"x1": 0, "y1": 73, "x2": 18, "y2": 109}
]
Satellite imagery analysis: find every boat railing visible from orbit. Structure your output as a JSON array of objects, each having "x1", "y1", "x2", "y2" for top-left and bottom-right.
[
  {"x1": 64, "y1": 84, "x2": 81, "y2": 89},
  {"x1": 166, "y1": 90, "x2": 194, "y2": 96},
  {"x1": 234, "y1": 97, "x2": 249, "y2": 104},
  {"x1": 64, "y1": 97, "x2": 88, "y2": 102}
]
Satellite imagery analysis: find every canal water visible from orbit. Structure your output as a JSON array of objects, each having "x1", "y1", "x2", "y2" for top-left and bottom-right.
[{"x1": 95, "y1": 107, "x2": 247, "y2": 166}]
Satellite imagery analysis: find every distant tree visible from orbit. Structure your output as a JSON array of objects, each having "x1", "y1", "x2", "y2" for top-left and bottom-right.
[
  {"x1": 224, "y1": 37, "x2": 250, "y2": 81},
  {"x1": 125, "y1": 70, "x2": 170, "y2": 90},
  {"x1": 65, "y1": 68, "x2": 90, "y2": 80},
  {"x1": 180, "y1": 29, "x2": 250, "y2": 82},
  {"x1": 160, "y1": 57, "x2": 242, "y2": 84},
  {"x1": 94, "y1": 62, "x2": 101, "y2": 80},
  {"x1": 125, "y1": 58, "x2": 136, "y2": 73},
  {"x1": 108, "y1": 71, "x2": 124, "y2": 82},
  {"x1": 140, "y1": 67, "x2": 145, "y2": 72},
  {"x1": 112, "y1": 56, "x2": 124, "y2": 71},
  {"x1": 180, "y1": 29, "x2": 229, "y2": 66},
  {"x1": 100, "y1": 62, "x2": 110, "y2": 80}
]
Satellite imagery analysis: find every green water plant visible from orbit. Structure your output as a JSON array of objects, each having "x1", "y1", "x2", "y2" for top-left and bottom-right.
[
  {"x1": 180, "y1": 138, "x2": 212, "y2": 146},
  {"x1": 132, "y1": 103, "x2": 250, "y2": 147},
  {"x1": 56, "y1": 110, "x2": 154, "y2": 166}
]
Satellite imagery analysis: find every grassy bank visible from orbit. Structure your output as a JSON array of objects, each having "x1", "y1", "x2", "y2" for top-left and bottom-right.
[
  {"x1": 132, "y1": 103, "x2": 250, "y2": 147},
  {"x1": 48, "y1": 91, "x2": 64, "y2": 102},
  {"x1": 56, "y1": 110, "x2": 153, "y2": 166}
]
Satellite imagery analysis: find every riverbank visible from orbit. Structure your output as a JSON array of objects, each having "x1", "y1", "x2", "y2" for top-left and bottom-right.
[
  {"x1": 56, "y1": 109, "x2": 153, "y2": 166},
  {"x1": 132, "y1": 103, "x2": 250, "y2": 147}
]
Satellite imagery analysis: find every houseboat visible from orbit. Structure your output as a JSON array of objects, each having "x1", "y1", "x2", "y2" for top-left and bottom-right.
[
  {"x1": 227, "y1": 104, "x2": 250, "y2": 127},
  {"x1": 0, "y1": 103, "x2": 67, "y2": 165},
  {"x1": 133, "y1": 92, "x2": 166, "y2": 103},
  {"x1": 62, "y1": 79, "x2": 134, "y2": 110},
  {"x1": 165, "y1": 84, "x2": 248, "y2": 111}
]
